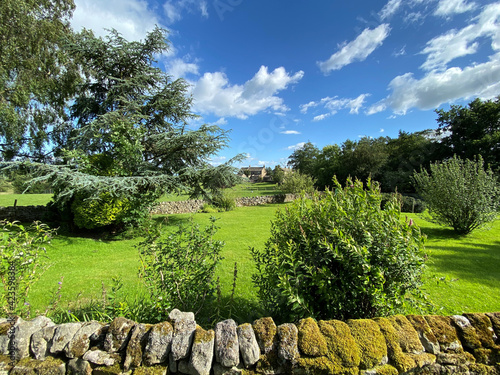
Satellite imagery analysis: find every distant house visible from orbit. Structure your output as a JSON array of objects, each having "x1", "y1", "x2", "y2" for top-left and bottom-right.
[{"x1": 239, "y1": 165, "x2": 266, "y2": 182}]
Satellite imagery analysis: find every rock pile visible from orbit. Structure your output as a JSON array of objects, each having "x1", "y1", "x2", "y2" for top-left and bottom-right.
[{"x1": 0, "y1": 310, "x2": 499, "y2": 374}]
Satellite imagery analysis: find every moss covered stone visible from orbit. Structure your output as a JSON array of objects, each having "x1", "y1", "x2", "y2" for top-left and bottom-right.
[
  {"x1": 387, "y1": 315, "x2": 424, "y2": 354},
  {"x1": 93, "y1": 363, "x2": 132, "y2": 375},
  {"x1": 406, "y1": 315, "x2": 440, "y2": 355},
  {"x1": 253, "y1": 318, "x2": 277, "y2": 355},
  {"x1": 347, "y1": 319, "x2": 387, "y2": 370},
  {"x1": 364, "y1": 364, "x2": 398, "y2": 375},
  {"x1": 318, "y1": 320, "x2": 360, "y2": 369},
  {"x1": 10, "y1": 357, "x2": 66, "y2": 375},
  {"x1": 132, "y1": 365, "x2": 168, "y2": 375},
  {"x1": 486, "y1": 313, "x2": 500, "y2": 342},
  {"x1": 296, "y1": 356, "x2": 343, "y2": 375},
  {"x1": 468, "y1": 363, "x2": 500, "y2": 375},
  {"x1": 464, "y1": 313, "x2": 498, "y2": 349},
  {"x1": 297, "y1": 318, "x2": 328, "y2": 358},
  {"x1": 424, "y1": 315, "x2": 463, "y2": 353},
  {"x1": 374, "y1": 317, "x2": 416, "y2": 373},
  {"x1": 277, "y1": 323, "x2": 299, "y2": 364}
]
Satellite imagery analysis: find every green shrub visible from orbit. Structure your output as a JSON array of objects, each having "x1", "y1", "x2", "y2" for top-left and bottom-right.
[
  {"x1": 251, "y1": 177, "x2": 427, "y2": 322},
  {"x1": 137, "y1": 217, "x2": 224, "y2": 319},
  {"x1": 413, "y1": 155, "x2": 499, "y2": 234},
  {"x1": 0, "y1": 221, "x2": 56, "y2": 317},
  {"x1": 71, "y1": 192, "x2": 130, "y2": 229},
  {"x1": 200, "y1": 203, "x2": 219, "y2": 213},
  {"x1": 210, "y1": 190, "x2": 236, "y2": 212},
  {"x1": 280, "y1": 171, "x2": 316, "y2": 194}
]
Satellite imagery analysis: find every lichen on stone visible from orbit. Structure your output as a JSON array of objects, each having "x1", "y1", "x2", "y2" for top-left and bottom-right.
[
  {"x1": 406, "y1": 315, "x2": 440, "y2": 355},
  {"x1": 318, "y1": 320, "x2": 360, "y2": 369},
  {"x1": 423, "y1": 315, "x2": 463, "y2": 353},
  {"x1": 387, "y1": 315, "x2": 424, "y2": 354},
  {"x1": 252, "y1": 317, "x2": 277, "y2": 355},
  {"x1": 132, "y1": 365, "x2": 168, "y2": 375},
  {"x1": 297, "y1": 318, "x2": 328, "y2": 358},
  {"x1": 347, "y1": 319, "x2": 387, "y2": 370},
  {"x1": 374, "y1": 317, "x2": 415, "y2": 373},
  {"x1": 366, "y1": 364, "x2": 398, "y2": 375},
  {"x1": 194, "y1": 325, "x2": 214, "y2": 344},
  {"x1": 463, "y1": 313, "x2": 498, "y2": 349}
]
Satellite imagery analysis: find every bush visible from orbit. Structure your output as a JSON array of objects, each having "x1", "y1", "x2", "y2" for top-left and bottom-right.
[
  {"x1": 137, "y1": 217, "x2": 224, "y2": 319},
  {"x1": 381, "y1": 193, "x2": 426, "y2": 213},
  {"x1": 280, "y1": 171, "x2": 316, "y2": 194},
  {"x1": 0, "y1": 221, "x2": 56, "y2": 317},
  {"x1": 413, "y1": 155, "x2": 499, "y2": 234},
  {"x1": 71, "y1": 192, "x2": 130, "y2": 229},
  {"x1": 251, "y1": 177, "x2": 427, "y2": 322},
  {"x1": 210, "y1": 190, "x2": 236, "y2": 212}
]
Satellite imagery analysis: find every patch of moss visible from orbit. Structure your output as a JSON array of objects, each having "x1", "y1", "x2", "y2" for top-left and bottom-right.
[
  {"x1": 387, "y1": 315, "x2": 424, "y2": 354},
  {"x1": 277, "y1": 323, "x2": 299, "y2": 364},
  {"x1": 436, "y1": 351, "x2": 475, "y2": 366},
  {"x1": 424, "y1": 316, "x2": 462, "y2": 353},
  {"x1": 486, "y1": 313, "x2": 500, "y2": 342},
  {"x1": 468, "y1": 363, "x2": 499, "y2": 375},
  {"x1": 451, "y1": 315, "x2": 484, "y2": 352},
  {"x1": 297, "y1": 318, "x2": 328, "y2": 358},
  {"x1": 407, "y1": 353, "x2": 436, "y2": 368},
  {"x1": 347, "y1": 319, "x2": 387, "y2": 370},
  {"x1": 132, "y1": 365, "x2": 168, "y2": 375},
  {"x1": 93, "y1": 363, "x2": 130, "y2": 375},
  {"x1": 374, "y1": 317, "x2": 415, "y2": 373},
  {"x1": 34, "y1": 356, "x2": 66, "y2": 375},
  {"x1": 253, "y1": 317, "x2": 277, "y2": 355},
  {"x1": 406, "y1": 315, "x2": 440, "y2": 355},
  {"x1": 369, "y1": 364, "x2": 398, "y2": 375},
  {"x1": 255, "y1": 351, "x2": 282, "y2": 374},
  {"x1": 193, "y1": 326, "x2": 214, "y2": 345},
  {"x1": 296, "y1": 356, "x2": 342, "y2": 375},
  {"x1": 318, "y1": 320, "x2": 360, "y2": 369},
  {"x1": 464, "y1": 313, "x2": 498, "y2": 349}
]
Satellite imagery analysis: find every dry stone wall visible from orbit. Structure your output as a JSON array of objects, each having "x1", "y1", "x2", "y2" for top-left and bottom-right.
[{"x1": 1, "y1": 310, "x2": 499, "y2": 375}]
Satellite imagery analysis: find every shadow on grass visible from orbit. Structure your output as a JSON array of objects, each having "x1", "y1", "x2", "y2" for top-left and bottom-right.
[
  {"x1": 420, "y1": 226, "x2": 462, "y2": 241},
  {"x1": 425, "y1": 240, "x2": 500, "y2": 287}
]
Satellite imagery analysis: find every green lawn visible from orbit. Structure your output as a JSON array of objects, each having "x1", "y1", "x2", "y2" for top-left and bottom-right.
[
  {"x1": 23, "y1": 206, "x2": 500, "y2": 323},
  {"x1": 0, "y1": 193, "x2": 52, "y2": 207}
]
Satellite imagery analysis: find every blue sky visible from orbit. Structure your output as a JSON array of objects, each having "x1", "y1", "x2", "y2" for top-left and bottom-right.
[{"x1": 70, "y1": 0, "x2": 500, "y2": 168}]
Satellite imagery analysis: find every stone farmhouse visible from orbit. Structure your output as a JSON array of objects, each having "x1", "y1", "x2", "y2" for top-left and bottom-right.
[{"x1": 239, "y1": 165, "x2": 267, "y2": 182}]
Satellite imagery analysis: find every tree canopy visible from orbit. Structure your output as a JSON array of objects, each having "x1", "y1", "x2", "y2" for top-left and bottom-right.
[{"x1": 0, "y1": 0, "x2": 78, "y2": 161}]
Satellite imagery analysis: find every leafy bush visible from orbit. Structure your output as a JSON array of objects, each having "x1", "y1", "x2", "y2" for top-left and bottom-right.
[
  {"x1": 252, "y1": 177, "x2": 427, "y2": 322},
  {"x1": 0, "y1": 221, "x2": 56, "y2": 316},
  {"x1": 413, "y1": 155, "x2": 499, "y2": 234},
  {"x1": 210, "y1": 190, "x2": 236, "y2": 211},
  {"x1": 280, "y1": 171, "x2": 316, "y2": 194},
  {"x1": 71, "y1": 192, "x2": 130, "y2": 229},
  {"x1": 137, "y1": 217, "x2": 224, "y2": 319}
]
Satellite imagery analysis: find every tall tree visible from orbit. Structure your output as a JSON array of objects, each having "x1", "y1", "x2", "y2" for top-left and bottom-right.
[
  {"x1": 0, "y1": 0, "x2": 78, "y2": 160},
  {"x1": 287, "y1": 141, "x2": 320, "y2": 175},
  {"x1": 29, "y1": 27, "x2": 240, "y2": 229},
  {"x1": 436, "y1": 97, "x2": 500, "y2": 173}
]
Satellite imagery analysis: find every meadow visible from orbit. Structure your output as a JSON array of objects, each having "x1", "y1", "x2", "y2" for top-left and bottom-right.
[{"x1": 3, "y1": 187, "x2": 500, "y2": 323}]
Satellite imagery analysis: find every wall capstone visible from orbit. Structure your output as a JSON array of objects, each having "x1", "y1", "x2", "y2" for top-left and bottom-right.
[{"x1": 1, "y1": 309, "x2": 499, "y2": 374}]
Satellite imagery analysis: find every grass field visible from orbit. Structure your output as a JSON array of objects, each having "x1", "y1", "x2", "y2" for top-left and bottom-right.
[{"x1": 25, "y1": 204, "x2": 500, "y2": 323}]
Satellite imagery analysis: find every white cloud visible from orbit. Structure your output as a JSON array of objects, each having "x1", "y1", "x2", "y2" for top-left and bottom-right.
[
  {"x1": 370, "y1": 53, "x2": 500, "y2": 114},
  {"x1": 72, "y1": 0, "x2": 162, "y2": 41},
  {"x1": 287, "y1": 142, "x2": 306, "y2": 151},
  {"x1": 380, "y1": 128, "x2": 385, "y2": 133},
  {"x1": 318, "y1": 24, "x2": 391, "y2": 73},
  {"x1": 421, "y1": 3, "x2": 500, "y2": 71},
  {"x1": 192, "y1": 66, "x2": 304, "y2": 119},
  {"x1": 213, "y1": 117, "x2": 227, "y2": 126},
  {"x1": 163, "y1": 0, "x2": 209, "y2": 24},
  {"x1": 313, "y1": 113, "x2": 332, "y2": 122},
  {"x1": 167, "y1": 58, "x2": 200, "y2": 79},
  {"x1": 302, "y1": 94, "x2": 370, "y2": 120},
  {"x1": 208, "y1": 155, "x2": 226, "y2": 166},
  {"x1": 280, "y1": 130, "x2": 301, "y2": 135},
  {"x1": 434, "y1": 0, "x2": 477, "y2": 17},
  {"x1": 380, "y1": 0, "x2": 403, "y2": 20}
]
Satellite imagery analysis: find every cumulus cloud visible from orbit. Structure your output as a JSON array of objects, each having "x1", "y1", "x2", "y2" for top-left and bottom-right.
[
  {"x1": 280, "y1": 130, "x2": 301, "y2": 135},
  {"x1": 301, "y1": 94, "x2": 370, "y2": 120},
  {"x1": 167, "y1": 58, "x2": 200, "y2": 79},
  {"x1": 72, "y1": 0, "x2": 162, "y2": 41},
  {"x1": 318, "y1": 24, "x2": 391, "y2": 73},
  {"x1": 421, "y1": 3, "x2": 500, "y2": 71},
  {"x1": 434, "y1": 0, "x2": 477, "y2": 17},
  {"x1": 368, "y1": 54, "x2": 500, "y2": 114},
  {"x1": 191, "y1": 66, "x2": 304, "y2": 119}
]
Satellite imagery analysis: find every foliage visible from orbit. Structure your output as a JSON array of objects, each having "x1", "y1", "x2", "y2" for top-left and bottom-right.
[
  {"x1": 11, "y1": 171, "x2": 52, "y2": 194},
  {"x1": 436, "y1": 97, "x2": 500, "y2": 173},
  {"x1": 381, "y1": 193, "x2": 427, "y2": 213},
  {"x1": 413, "y1": 155, "x2": 499, "y2": 234},
  {"x1": 71, "y1": 192, "x2": 130, "y2": 230},
  {"x1": 252, "y1": 178, "x2": 427, "y2": 322},
  {"x1": 0, "y1": 0, "x2": 78, "y2": 160},
  {"x1": 271, "y1": 165, "x2": 286, "y2": 185},
  {"x1": 280, "y1": 171, "x2": 316, "y2": 194},
  {"x1": 17, "y1": 27, "x2": 241, "y2": 230},
  {"x1": 210, "y1": 190, "x2": 236, "y2": 212},
  {"x1": 287, "y1": 142, "x2": 320, "y2": 175},
  {"x1": 0, "y1": 221, "x2": 56, "y2": 316},
  {"x1": 137, "y1": 217, "x2": 224, "y2": 319}
]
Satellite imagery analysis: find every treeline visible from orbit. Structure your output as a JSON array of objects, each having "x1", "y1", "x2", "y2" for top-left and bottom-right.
[{"x1": 287, "y1": 97, "x2": 500, "y2": 193}]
